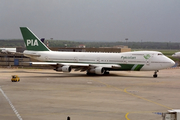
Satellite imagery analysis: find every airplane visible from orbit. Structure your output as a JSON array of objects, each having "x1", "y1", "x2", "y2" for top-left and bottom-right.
[
  {"x1": 172, "y1": 52, "x2": 180, "y2": 58},
  {"x1": 0, "y1": 48, "x2": 16, "y2": 53},
  {"x1": 20, "y1": 27, "x2": 175, "y2": 78}
]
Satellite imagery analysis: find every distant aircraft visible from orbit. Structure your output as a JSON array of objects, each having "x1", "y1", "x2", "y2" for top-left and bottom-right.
[
  {"x1": 20, "y1": 27, "x2": 175, "y2": 78},
  {"x1": 172, "y1": 52, "x2": 180, "y2": 58},
  {"x1": 0, "y1": 48, "x2": 16, "y2": 53}
]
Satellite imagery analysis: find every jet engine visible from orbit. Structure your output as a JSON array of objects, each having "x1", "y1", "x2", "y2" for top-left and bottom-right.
[
  {"x1": 88, "y1": 67, "x2": 105, "y2": 75},
  {"x1": 54, "y1": 66, "x2": 71, "y2": 72}
]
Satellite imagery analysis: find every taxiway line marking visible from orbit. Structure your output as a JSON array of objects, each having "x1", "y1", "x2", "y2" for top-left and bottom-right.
[
  {"x1": 125, "y1": 112, "x2": 130, "y2": 120},
  {"x1": 124, "y1": 88, "x2": 172, "y2": 109},
  {"x1": 91, "y1": 78, "x2": 171, "y2": 109},
  {"x1": 89, "y1": 78, "x2": 172, "y2": 120},
  {"x1": 124, "y1": 88, "x2": 172, "y2": 120},
  {"x1": 0, "y1": 86, "x2": 23, "y2": 120}
]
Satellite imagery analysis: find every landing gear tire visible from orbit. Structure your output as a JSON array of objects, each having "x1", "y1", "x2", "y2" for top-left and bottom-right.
[
  {"x1": 153, "y1": 74, "x2": 157, "y2": 78},
  {"x1": 153, "y1": 70, "x2": 158, "y2": 78}
]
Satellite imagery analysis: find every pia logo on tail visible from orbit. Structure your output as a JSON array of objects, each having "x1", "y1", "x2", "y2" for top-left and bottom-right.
[{"x1": 27, "y1": 39, "x2": 39, "y2": 46}]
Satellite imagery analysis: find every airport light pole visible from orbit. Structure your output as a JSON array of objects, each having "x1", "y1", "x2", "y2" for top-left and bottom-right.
[
  {"x1": 125, "y1": 38, "x2": 128, "y2": 46},
  {"x1": 125, "y1": 38, "x2": 128, "y2": 43}
]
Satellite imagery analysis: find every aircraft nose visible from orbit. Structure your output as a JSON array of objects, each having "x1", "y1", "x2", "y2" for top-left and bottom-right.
[{"x1": 170, "y1": 59, "x2": 175, "y2": 67}]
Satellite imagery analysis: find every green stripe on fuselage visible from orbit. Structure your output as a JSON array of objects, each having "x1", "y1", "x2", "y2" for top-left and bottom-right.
[
  {"x1": 119, "y1": 64, "x2": 143, "y2": 71},
  {"x1": 134, "y1": 64, "x2": 144, "y2": 71}
]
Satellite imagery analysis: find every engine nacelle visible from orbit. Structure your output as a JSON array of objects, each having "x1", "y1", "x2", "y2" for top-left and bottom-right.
[
  {"x1": 55, "y1": 66, "x2": 71, "y2": 72},
  {"x1": 88, "y1": 67, "x2": 105, "y2": 75}
]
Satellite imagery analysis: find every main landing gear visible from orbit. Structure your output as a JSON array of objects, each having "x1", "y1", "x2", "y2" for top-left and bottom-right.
[
  {"x1": 153, "y1": 70, "x2": 159, "y2": 78},
  {"x1": 104, "y1": 71, "x2": 109, "y2": 75}
]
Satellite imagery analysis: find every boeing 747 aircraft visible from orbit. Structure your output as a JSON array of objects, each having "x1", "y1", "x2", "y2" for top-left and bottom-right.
[{"x1": 20, "y1": 27, "x2": 175, "y2": 78}]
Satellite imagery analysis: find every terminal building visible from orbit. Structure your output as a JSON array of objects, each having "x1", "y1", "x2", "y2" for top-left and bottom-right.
[{"x1": 51, "y1": 45, "x2": 131, "y2": 53}]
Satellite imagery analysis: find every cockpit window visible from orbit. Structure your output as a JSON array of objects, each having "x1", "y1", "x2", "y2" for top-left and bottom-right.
[{"x1": 158, "y1": 53, "x2": 163, "y2": 55}]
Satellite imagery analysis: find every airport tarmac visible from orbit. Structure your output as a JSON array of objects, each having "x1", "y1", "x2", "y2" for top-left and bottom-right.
[{"x1": 0, "y1": 68, "x2": 180, "y2": 120}]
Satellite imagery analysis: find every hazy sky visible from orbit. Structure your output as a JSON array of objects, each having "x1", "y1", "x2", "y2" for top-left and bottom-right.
[{"x1": 0, "y1": 0, "x2": 180, "y2": 42}]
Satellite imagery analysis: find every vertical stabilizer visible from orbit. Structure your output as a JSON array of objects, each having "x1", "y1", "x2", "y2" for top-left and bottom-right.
[{"x1": 20, "y1": 27, "x2": 50, "y2": 51}]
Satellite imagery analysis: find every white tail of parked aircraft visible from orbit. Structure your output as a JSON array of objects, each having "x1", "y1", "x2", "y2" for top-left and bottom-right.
[{"x1": 20, "y1": 27, "x2": 175, "y2": 77}]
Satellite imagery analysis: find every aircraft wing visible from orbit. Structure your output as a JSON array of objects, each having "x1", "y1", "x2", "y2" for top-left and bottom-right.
[
  {"x1": 59, "y1": 63, "x2": 120, "y2": 68},
  {"x1": 29, "y1": 62, "x2": 57, "y2": 65},
  {"x1": 89, "y1": 64, "x2": 121, "y2": 68},
  {"x1": 30, "y1": 62, "x2": 89, "y2": 66},
  {"x1": 24, "y1": 53, "x2": 41, "y2": 57},
  {"x1": 29, "y1": 62, "x2": 121, "y2": 69}
]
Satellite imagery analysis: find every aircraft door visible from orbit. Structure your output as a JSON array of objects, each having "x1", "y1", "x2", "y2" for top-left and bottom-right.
[
  {"x1": 45, "y1": 56, "x2": 49, "y2": 61},
  {"x1": 145, "y1": 53, "x2": 153, "y2": 65},
  {"x1": 146, "y1": 59, "x2": 150, "y2": 65},
  {"x1": 97, "y1": 57, "x2": 100, "y2": 63},
  {"x1": 74, "y1": 57, "x2": 78, "y2": 62}
]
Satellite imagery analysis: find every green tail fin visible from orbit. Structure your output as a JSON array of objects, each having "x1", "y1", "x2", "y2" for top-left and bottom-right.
[{"x1": 20, "y1": 27, "x2": 50, "y2": 51}]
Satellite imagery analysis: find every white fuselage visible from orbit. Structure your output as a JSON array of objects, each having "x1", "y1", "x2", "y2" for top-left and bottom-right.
[
  {"x1": 24, "y1": 50, "x2": 175, "y2": 71},
  {"x1": 0, "y1": 48, "x2": 16, "y2": 53},
  {"x1": 172, "y1": 52, "x2": 180, "y2": 58}
]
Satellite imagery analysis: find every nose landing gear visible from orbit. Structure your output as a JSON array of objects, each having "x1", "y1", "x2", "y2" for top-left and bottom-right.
[{"x1": 153, "y1": 70, "x2": 159, "y2": 78}]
